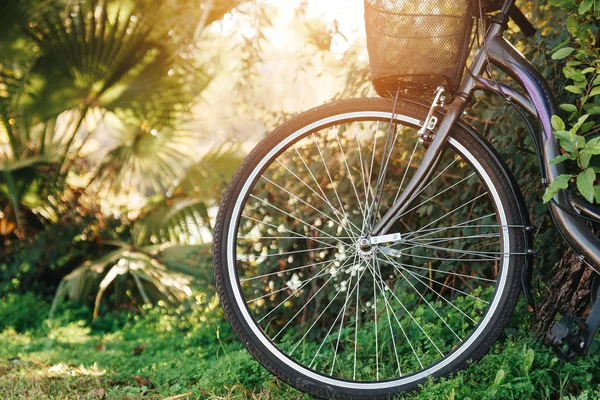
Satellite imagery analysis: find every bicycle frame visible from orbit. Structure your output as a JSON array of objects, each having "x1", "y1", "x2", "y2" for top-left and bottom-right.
[{"x1": 372, "y1": 0, "x2": 600, "y2": 270}]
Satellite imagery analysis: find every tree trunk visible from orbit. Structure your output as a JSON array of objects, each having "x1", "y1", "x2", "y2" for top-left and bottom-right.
[{"x1": 533, "y1": 248, "x2": 595, "y2": 343}]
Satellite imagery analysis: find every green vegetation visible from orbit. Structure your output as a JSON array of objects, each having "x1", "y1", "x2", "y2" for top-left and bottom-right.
[
  {"x1": 543, "y1": 0, "x2": 600, "y2": 203},
  {"x1": 2, "y1": 294, "x2": 600, "y2": 399},
  {"x1": 1, "y1": 0, "x2": 599, "y2": 397}
]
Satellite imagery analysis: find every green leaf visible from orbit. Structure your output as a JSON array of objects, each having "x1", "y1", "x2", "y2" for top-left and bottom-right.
[
  {"x1": 552, "y1": 47, "x2": 575, "y2": 60},
  {"x1": 581, "y1": 121, "x2": 595, "y2": 133},
  {"x1": 594, "y1": 186, "x2": 600, "y2": 204},
  {"x1": 581, "y1": 67, "x2": 596, "y2": 74},
  {"x1": 580, "y1": 152, "x2": 593, "y2": 169},
  {"x1": 577, "y1": 168, "x2": 596, "y2": 202},
  {"x1": 549, "y1": 154, "x2": 573, "y2": 164},
  {"x1": 579, "y1": 0, "x2": 593, "y2": 14},
  {"x1": 551, "y1": 115, "x2": 566, "y2": 131},
  {"x1": 565, "y1": 85, "x2": 583, "y2": 94},
  {"x1": 563, "y1": 68, "x2": 585, "y2": 81},
  {"x1": 559, "y1": 104, "x2": 578, "y2": 112},
  {"x1": 566, "y1": 16, "x2": 580, "y2": 32},
  {"x1": 587, "y1": 106, "x2": 600, "y2": 115},
  {"x1": 590, "y1": 86, "x2": 600, "y2": 97},
  {"x1": 554, "y1": 130, "x2": 577, "y2": 153},
  {"x1": 543, "y1": 174, "x2": 572, "y2": 203},
  {"x1": 583, "y1": 137, "x2": 600, "y2": 154},
  {"x1": 571, "y1": 114, "x2": 590, "y2": 134},
  {"x1": 494, "y1": 369, "x2": 506, "y2": 385},
  {"x1": 523, "y1": 348, "x2": 535, "y2": 373}
]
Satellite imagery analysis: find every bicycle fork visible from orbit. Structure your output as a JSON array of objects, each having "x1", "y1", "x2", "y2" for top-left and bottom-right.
[{"x1": 370, "y1": 24, "x2": 500, "y2": 238}]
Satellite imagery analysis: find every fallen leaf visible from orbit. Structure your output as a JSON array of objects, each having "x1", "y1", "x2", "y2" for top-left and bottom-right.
[{"x1": 133, "y1": 345, "x2": 147, "y2": 355}]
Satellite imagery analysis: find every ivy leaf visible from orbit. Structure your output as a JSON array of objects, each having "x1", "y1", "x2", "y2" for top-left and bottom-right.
[
  {"x1": 549, "y1": 154, "x2": 573, "y2": 164},
  {"x1": 565, "y1": 85, "x2": 583, "y2": 94},
  {"x1": 552, "y1": 47, "x2": 575, "y2": 60},
  {"x1": 551, "y1": 115, "x2": 566, "y2": 131},
  {"x1": 579, "y1": 0, "x2": 593, "y2": 14},
  {"x1": 543, "y1": 174, "x2": 572, "y2": 203},
  {"x1": 559, "y1": 104, "x2": 578, "y2": 112},
  {"x1": 577, "y1": 168, "x2": 596, "y2": 202}
]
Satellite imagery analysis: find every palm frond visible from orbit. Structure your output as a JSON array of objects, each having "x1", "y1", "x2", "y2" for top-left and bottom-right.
[
  {"x1": 19, "y1": 0, "x2": 208, "y2": 127},
  {"x1": 128, "y1": 142, "x2": 243, "y2": 244},
  {"x1": 85, "y1": 123, "x2": 196, "y2": 205},
  {"x1": 49, "y1": 244, "x2": 197, "y2": 319},
  {"x1": 133, "y1": 197, "x2": 210, "y2": 245},
  {"x1": 173, "y1": 142, "x2": 243, "y2": 195}
]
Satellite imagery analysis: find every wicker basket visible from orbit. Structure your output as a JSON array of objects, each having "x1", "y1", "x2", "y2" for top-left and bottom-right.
[{"x1": 365, "y1": 0, "x2": 474, "y2": 99}]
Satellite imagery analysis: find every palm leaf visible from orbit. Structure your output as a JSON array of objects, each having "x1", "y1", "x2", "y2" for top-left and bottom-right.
[
  {"x1": 85, "y1": 124, "x2": 196, "y2": 204},
  {"x1": 19, "y1": 0, "x2": 207, "y2": 127},
  {"x1": 49, "y1": 243, "x2": 197, "y2": 319},
  {"x1": 128, "y1": 142, "x2": 243, "y2": 244},
  {"x1": 134, "y1": 197, "x2": 210, "y2": 245}
]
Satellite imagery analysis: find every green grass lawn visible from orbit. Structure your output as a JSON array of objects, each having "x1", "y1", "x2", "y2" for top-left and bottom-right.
[{"x1": 1, "y1": 293, "x2": 599, "y2": 399}]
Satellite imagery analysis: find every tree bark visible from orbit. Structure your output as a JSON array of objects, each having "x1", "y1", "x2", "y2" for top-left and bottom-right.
[{"x1": 533, "y1": 248, "x2": 595, "y2": 343}]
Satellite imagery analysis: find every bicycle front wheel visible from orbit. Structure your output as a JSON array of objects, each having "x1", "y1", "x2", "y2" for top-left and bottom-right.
[{"x1": 213, "y1": 98, "x2": 525, "y2": 399}]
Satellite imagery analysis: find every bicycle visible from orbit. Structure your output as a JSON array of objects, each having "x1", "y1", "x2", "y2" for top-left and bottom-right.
[{"x1": 212, "y1": 0, "x2": 600, "y2": 398}]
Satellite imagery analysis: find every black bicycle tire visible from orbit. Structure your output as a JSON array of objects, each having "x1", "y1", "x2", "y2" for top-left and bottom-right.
[{"x1": 212, "y1": 97, "x2": 526, "y2": 399}]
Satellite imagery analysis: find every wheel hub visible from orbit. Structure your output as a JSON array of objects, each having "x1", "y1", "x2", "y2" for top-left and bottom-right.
[{"x1": 356, "y1": 237, "x2": 376, "y2": 260}]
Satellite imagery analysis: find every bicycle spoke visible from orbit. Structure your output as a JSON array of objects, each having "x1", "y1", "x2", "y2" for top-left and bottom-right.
[
  {"x1": 249, "y1": 194, "x2": 348, "y2": 246},
  {"x1": 353, "y1": 255, "x2": 361, "y2": 380},
  {"x1": 331, "y1": 259, "x2": 369, "y2": 376},
  {"x1": 392, "y1": 138, "x2": 421, "y2": 205},
  {"x1": 294, "y1": 141, "x2": 354, "y2": 234},
  {"x1": 309, "y1": 253, "x2": 361, "y2": 368},
  {"x1": 237, "y1": 244, "x2": 341, "y2": 262},
  {"x1": 240, "y1": 256, "x2": 348, "y2": 282},
  {"x1": 276, "y1": 157, "x2": 358, "y2": 234},
  {"x1": 399, "y1": 239, "x2": 523, "y2": 258},
  {"x1": 250, "y1": 253, "x2": 350, "y2": 310},
  {"x1": 376, "y1": 254, "x2": 496, "y2": 284},
  {"x1": 260, "y1": 175, "x2": 361, "y2": 236},
  {"x1": 369, "y1": 262, "x2": 427, "y2": 366},
  {"x1": 241, "y1": 214, "x2": 341, "y2": 249},
  {"x1": 372, "y1": 257, "x2": 379, "y2": 380},
  {"x1": 375, "y1": 257, "x2": 402, "y2": 376},
  {"x1": 271, "y1": 254, "x2": 357, "y2": 341},
  {"x1": 382, "y1": 252, "x2": 462, "y2": 341},
  {"x1": 403, "y1": 214, "x2": 498, "y2": 241},
  {"x1": 400, "y1": 266, "x2": 481, "y2": 322},
  {"x1": 336, "y1": 131, "x2": 366, "y2": 219},
  {"x1": 372, "y1": 122, "x2": 400, "y2": 226},
  {"x1": 405, "y1": 192, "x2": 489, "y2": 240},
  {"x1": 396, "y1": 172, "x2": 477, "y2": 221}
]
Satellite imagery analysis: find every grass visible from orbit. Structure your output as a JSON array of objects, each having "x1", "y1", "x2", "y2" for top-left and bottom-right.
[{"x1": 1, "y1": 293, "x2": 600, "y2": 399}]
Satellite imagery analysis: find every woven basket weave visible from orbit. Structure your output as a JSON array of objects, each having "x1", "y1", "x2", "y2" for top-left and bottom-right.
[{"x1": 365, "y1": 0, "x2": 474, "y2": 99}]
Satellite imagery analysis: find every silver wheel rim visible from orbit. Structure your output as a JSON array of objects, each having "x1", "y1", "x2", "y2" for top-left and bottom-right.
[{"x1": 226, "y1": 110, "x2": 511, "y2": 390}]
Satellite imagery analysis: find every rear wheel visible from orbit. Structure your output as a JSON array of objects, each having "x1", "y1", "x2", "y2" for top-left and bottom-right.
[{"x1": 213, "y1": 98, "x2": 526, "y2": 399}]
